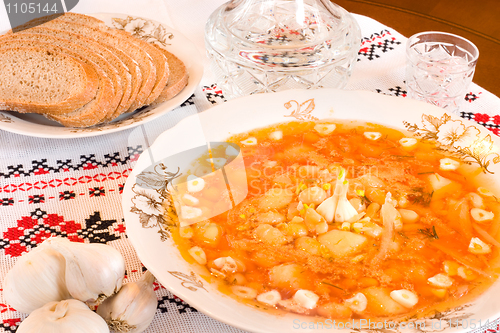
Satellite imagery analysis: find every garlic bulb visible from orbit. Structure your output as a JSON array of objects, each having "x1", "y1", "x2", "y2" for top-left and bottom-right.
[
  {"x1": 4, "y1": 243, "x2": 71, "y2": 313},
  {"x1": 97, "y1": 271, "x2": 157, "y2": 333},
  {"x1": 17, "y1": 299, "x2": 109, "y2": 333},
  {"x1": 45, "y1": 237, "x2": 125, "y2": 305}
]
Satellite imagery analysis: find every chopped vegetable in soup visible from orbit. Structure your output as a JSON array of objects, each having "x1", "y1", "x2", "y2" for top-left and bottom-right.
[{"x1": 170, "y1": 121, "x2": 500, "y2": 320}]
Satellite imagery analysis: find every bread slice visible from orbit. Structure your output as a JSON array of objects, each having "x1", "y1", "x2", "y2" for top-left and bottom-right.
[
  {"x1": 0, "y1": 34, "x2": 120, "y2": 121},
  {"x1": 18, "y1": 26, "x2": 138, "y2": 118},
  {"x1": 0, "y1": 40, "x2": 114, "y2": 127},
  {"x1": 36, "y1": 19, "x2": 157, "y2": 113},
  {"x1": 152, "y1": 48, "x2": 188, "y2": 104},
  {"x1": 53, "y1": 13, "x2": 170, "y2": 108},
  {"x1": 0, "y1": 47, "x2": 99, "y2": 115}
]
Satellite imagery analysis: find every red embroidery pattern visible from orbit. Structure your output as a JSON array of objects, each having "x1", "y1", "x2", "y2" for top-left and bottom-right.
[
  {"x1": 203, "y1": 84, "x2": 226, "y2": 104},
  {"x1": 0, "y1": 170, "x2": 131, "y2": 194},
  {"x1": 358, "y1": 30, "x2": 401, "y2": 61},
  {"x1": 0, "y1": 210, "x2": 126, "y2": 257},
  {"x1": 2, "y1": 318, "x2": 21, "y2": 332}
]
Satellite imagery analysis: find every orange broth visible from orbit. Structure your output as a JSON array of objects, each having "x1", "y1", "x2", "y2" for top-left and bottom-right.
[{"x1": 170, "y1": 121, "x2": 500, "y2": 320}]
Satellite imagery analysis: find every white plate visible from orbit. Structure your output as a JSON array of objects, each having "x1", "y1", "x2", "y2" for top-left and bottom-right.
[
  {"x1": 0, "y1": 13, "x2": 203, "y2": 139},
  {"x1": 122, "y1": 89, "x2": 500, "y2": 333}
]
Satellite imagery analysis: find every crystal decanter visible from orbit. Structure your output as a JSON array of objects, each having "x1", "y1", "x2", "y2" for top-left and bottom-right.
[{"x1": 205, "y1": 0, "x2": 361, "y2": 99}]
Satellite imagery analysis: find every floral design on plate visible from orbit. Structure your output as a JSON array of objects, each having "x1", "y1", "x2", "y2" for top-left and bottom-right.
[
  {"x1": 351, "y1": 304, "x2": 474, "y2": 333},
  {"x1": 130, "y1": 163, "x2": 181, "y2": 240},
  {"x1": 284, "y1": 98, "x2": 318, "y2": 121},
  {"x1": 168, "y1": 271, "x2": 207, "y2": 292},
  {"x1": 0, "y1": 113, "x2": 12, "y2": 123},
  {"x1": 404, "y1": 113, "x2": 500, "y2": 174},
  {"x1": 111, "y1": 16, "x2": 174, "y2": 47}
]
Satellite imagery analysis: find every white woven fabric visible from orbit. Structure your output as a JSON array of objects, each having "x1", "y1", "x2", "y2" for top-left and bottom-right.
[{"x1": 0, "y1": 1, "x2": 499, "y2": 333}]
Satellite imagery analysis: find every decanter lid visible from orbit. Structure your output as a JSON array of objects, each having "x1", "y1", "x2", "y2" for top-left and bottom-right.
[{"x1": 220, "y1": 0, "x2": 357, "y2": 47}]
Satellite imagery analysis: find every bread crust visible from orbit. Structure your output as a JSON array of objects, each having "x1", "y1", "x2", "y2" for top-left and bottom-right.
[{"x1": 152, "y1": 47, "x2": 188, "y2": 104}]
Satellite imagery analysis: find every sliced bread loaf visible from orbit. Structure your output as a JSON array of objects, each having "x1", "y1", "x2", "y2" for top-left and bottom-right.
[
  {"x1": 53, "y1": 13, "x2": 170, "y2": 108},
  {"x1": 36, "y1": 19, "x2": 157, "y2": 112},
  {"x1": 0, "y1": 47, "x2": 99, "y2": 115},
  {"x1": 0, "y1": 40, "x2": 113, "y2": 127},
  {"x1": 17, "y1": 26, "x2": 138, "y2": 117},
  {"x1": 0, "y1": 34, "x2": 121, "y2": 121}
]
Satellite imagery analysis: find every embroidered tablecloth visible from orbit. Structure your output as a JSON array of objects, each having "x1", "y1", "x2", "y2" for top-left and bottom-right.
[{"x1": 0, "y1": 0, "x2": 499, "y2": 332}]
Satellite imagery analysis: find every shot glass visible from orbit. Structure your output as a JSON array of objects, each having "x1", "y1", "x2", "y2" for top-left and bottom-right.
[{"x1": 405, "y1": 31, "x2": 479, "y2": 115}]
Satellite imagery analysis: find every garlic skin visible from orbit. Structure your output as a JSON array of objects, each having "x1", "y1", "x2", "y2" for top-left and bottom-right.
[
  {"x1": 97, "y1": 271, "x2": 157, "y2": 333},
  {"x1": 4, "y1": 243, "x2": 71, "y2": 313},
  {"x1": 17, "y1": 299, "x2": 109, "y2": 333},
  {"x1": 45, "y1": 237, "x2": 125, "y2": 305}
]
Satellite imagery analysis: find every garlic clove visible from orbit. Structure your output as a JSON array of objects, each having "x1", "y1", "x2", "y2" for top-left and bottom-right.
[
  {"x1": 269, "y1": 131, "x2": 283, "y2": 140},
  {"x1": 314, "y1": 124, "x2": 336, "y2": 136},
  {"x1": 428, "y1": 173, "x2": 452, "y2": 192},
  {"x1": 468, "y1": 237, "x2": 491, "y2": 254},
  {"x1": 4, "y1": 243, "x2": 71, "y2": 314},
  {"x1": 241, "y1": 137, "x2": 257, "y2": 146},
  {"x1": 345, "y1": 292, "x2": 367, "y2": 312},
  {"x1": 17, "y1": 299, "x2": 109, "y2": 333},
  {"x1": 188, "y1": 246, "x2": 207, "y2": 265},
  {"x1": 334, "y1": 197, "x2": 359, "y2": 222},
  {"x1": 256, "y1": 290, "x2": 282, "y2": 306},
  {"x1": 231, "y1": 286, "x2": 257, "y2": 299},
  {"x1": 457, "y1": 266, "x2": 478, "y2": 281},
  {"x1": 334, "y1": 180, "x2": 358, "y2": 222},
  {"x1": 44, "y1": 237, "x2": 125, "y2": 305},
  {"x1": 182, "y1": 193, "x2": 199, "y2": 206},
  {"x1": 390, "y1": 289, "x2": 418, "y2": 308},
  {"x1": 181, "y1": 206, "x2": 203, "y2": 220},
  {"x1": 316, "y1": 196, "x2": 336, "y2": 223},
  {"x1": 293, "y1": 290, "x2": 319, "y2": 309},
  {"x1": 470, "y1": 208, "x2": 494, "y2": 222},
  {"x1": 364, "y1": 132, "x2": 382, "y2": 141},
  {"x1": 317, "y1": 168, "x2": 346, "y2": 223},
  {"x1": 399, "y1": 137, "x2": 417, "y2": 147},
  {"x1": 187, "y1": 175, "x2": 205, "y2": 193},
  {"x1": 477, "y1": 187, "x2": 495, "y2": 197},
  {"x1": 466, "y1": 192, "x2": 484, "y2": 209},
  {"x1": 97, "y1": 271, "x2": 157, "y2": 333},
  {"x1": 213, "y1": 256, "x2": 238, "y2": 273},
  {"x1": 428, "y1": 273, "x2": 454, "y2": 288},
  {"x1": 439, "y1": 158, "x2": 460, "y2": 171}
]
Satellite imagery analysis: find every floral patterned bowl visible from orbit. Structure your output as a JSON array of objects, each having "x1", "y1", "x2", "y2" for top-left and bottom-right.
[{"x1": 122, "y1": 89, "x2": 500, "y2": 333}]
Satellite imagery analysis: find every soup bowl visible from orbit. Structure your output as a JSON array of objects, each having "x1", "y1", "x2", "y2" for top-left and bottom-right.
[{"x1": 122, "y1": 89, "x2": 500, "y2": 333}]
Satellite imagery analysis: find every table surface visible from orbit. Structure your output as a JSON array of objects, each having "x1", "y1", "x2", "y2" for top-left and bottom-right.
[{"x1": 1, "y1": 1, "x2": 500, "y2": 332}]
